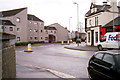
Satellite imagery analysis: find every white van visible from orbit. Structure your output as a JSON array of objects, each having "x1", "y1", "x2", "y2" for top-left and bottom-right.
[{"x1": 97, "y1": 32, "x2": 120, "y2": 50}]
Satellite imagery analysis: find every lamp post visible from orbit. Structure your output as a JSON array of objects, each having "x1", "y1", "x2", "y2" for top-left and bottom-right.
[
  {"x1": 73, "y1": 2, "x2": 80, "y2": 39},
  {"x1": 69, "y1": 17, "x2": 72, "y2": 40},
  {"x1": 69, "y1": 17, "x2": 72, "y2": 32}
]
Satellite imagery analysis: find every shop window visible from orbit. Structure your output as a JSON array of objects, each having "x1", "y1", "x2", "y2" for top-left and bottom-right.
[
  {"x1": 95, "y1": 32, "x2": 98, "y2": 43},
  {"x1": 116, "y1": 29, "x2": 120, "y2": 32}
]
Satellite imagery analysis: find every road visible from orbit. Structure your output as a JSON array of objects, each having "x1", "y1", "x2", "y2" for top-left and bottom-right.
[{"x1": 16, "y1": 43, "x2": 94, "y2": 79}]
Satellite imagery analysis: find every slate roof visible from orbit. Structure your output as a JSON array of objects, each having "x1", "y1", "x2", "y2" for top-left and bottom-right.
[
  {"x1": 28, "y1": 14, "x2": 44, "y2": 22},
  {"x1": 85, "y1": 3, "x2": 111, "y2": 17},
  {"x1": 103, "y1": 16, "x2": 120, "y2": 27},
  {"x1": 1, "y1": 7, "x2": 26, "y2": 17},
  {"x1": 0, "y1": 20, "x2": 15, "y2": 26},
  {"x1": 44, "y1": 26, "x2": 57, "y2": 30}
]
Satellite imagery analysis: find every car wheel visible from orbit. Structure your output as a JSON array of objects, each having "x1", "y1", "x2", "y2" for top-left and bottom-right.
[{"x1": 98, "y1": 45, "x2": 103, "y2": 51}]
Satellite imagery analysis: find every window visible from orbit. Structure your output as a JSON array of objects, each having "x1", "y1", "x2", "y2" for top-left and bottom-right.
[
  {"x1": 103, "y1": 54, "x2": 115, "y2": 65},
  {"x1": 45, "y1": 37, "x2": 48, "y2": 40},
  {"x1": 30, "y1": 37, "x2": 32, "y2": 40},
  {"x1": 95, "y1": 17, "x2": 98, "y2": 26},
  {"x1": 51, "y1": 31, "x2": 53, "y2": 33},
  {"x1": 41, "y1": 37, "x2": 42, "y2": 39},
  {"x1": 16, "y1": 17, "x2": 20, "y2": 22},
  {"x1": 29, "y1": 21, "x2": 32, "y2": 24},
  {"x1": 95, "y1": 53, "x2": 104, "y2": 60},
  {"x1": 17, "y1": 28, "x2": 19, "y2": 31},
  {"x1": 9, "y1": 27, "x2": 13, "y2": 31},
  {"x1": 54, "y1": 31, "x2": 56, "y2": 34},
  {"x1": 89, "y1": 20, "x2": 91, "y2": 25},
  {"x1": 41, "y1": 30, "x2": 43, "y2": 33},
  {"x1": 17, "y1": 37, "x2": 20, "y2": 41},
  {"x1": 95, "y1": 32, "x2": 98, "y2": 43},
  {"x1": 115, "y1": 55, "x2": 120, "y2": 68},
  {"x1": 46, "y1": 31, "x2": 48, "y2": 34},
  {"x1": 34, "y1": 29, "x2": 38, "y2": 32},
  {"x1": 100, "y1": 36, "x2": 106, "y2": 42},
  {"x1": 30, "y1": 29, "x2": 32, "y2": 32},
  {"x1": 88, "y1": 32, "x2": 90, "y2": 42},
  {"x1": 35, "y1": 37, "x2": 38, "y2": 40}
]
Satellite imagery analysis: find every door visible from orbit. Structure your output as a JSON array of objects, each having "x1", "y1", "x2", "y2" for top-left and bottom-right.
[
  {"x1": 91, "y1": 30, "x2": 94, "y2": 46},
  {"x1": 99, "y1": 54, "x2": 115, "y2": 80}
]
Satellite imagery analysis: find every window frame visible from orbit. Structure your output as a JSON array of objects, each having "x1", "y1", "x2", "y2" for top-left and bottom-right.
[{"x1": 9, "y1": 27, "x2": 13, "y2": 31}]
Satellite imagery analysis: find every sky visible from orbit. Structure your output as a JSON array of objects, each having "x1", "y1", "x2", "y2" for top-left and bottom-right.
[{"x1": 0, "y1": 0, "x2": 120, "y2": 32}]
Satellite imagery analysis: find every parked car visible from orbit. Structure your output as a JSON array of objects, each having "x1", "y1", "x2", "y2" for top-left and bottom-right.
[{"x1": 87, "y1": 50, "x2": 120, "y2": 80}]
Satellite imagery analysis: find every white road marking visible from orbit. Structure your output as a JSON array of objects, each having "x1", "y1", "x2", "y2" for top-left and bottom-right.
[{"x1": 19, "y1": 64, "x2": 76, "y2": 78}]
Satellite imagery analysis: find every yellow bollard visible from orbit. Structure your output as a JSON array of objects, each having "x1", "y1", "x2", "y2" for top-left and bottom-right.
[
  {"x1": 24, "y1": 43, "x2": 33, "y2": 52},
  {"x1": 61, "y1": 41, "x2": 64, "y2": 45},
  {"x1": 67, "y1": 40, "x2": 70, "y2": 45},
  {"x1": 28, "y1": 44, "x2": 32, "y2": 51}
]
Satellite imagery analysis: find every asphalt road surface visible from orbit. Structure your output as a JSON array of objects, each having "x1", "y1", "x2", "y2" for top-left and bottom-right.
[{"x1": 16, "y1": 43, "x2": 94, "y2": 79}]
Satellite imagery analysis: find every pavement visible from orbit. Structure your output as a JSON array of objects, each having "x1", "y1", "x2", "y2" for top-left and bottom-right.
[{"x1": 64, "y1": 42, "x2": 98, "y2": 52}]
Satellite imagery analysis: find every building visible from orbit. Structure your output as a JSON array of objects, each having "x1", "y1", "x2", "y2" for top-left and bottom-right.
[
  {"x1": 85, "y1": 1, "x2": 120, "y2": 46},
  {"x1": 0, "y1": 7, "x2": 45, "y2": 43},
  {"x1": 44, "y1": 26, "x2": 57, "y2": 43},
  {"x1": 27, "y1": 14, "x2": 45, "y2": 42},
  {"x1": 1, "y1": 7, "x2": 28, "y2": 43},
  {"x1": 49, "y1": 23, "x2": 69, "y2": 42},
  {"x1": 0, "y1": 8, "x2": 69, "y2": 43}
]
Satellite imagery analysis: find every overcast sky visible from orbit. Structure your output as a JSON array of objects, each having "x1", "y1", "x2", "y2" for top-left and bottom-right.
[{"x1": 0, "y1": 0, "x2": 120, "y2": 31}]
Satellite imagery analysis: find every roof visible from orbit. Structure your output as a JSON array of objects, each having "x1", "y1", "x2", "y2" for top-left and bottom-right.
[
  {"x1": 28, "y1": 14, "x2": 44, "y2": 22},
  {"x1": 44, "y1": 26, "x2": 57, "y2": 30},
  {"x1": 0, "y1": 20, "x2": 15, "y2": 26},
  {"x1": 103, "y1": 16, "x2": 120, "y2": 27},
  {"x1": 1, "y1": 7, "x2": 27, "y2": 17},
  {"x1": 85, "y1": 3, "x2": 111, "y2": 17}
]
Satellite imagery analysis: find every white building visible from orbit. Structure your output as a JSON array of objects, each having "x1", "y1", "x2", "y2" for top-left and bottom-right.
[{"x1": 85, "y1": 1, "x2": 120, "y2": 46}]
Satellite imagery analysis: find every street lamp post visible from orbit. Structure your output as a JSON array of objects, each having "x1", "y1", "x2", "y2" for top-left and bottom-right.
[
  {"x1": 69, "y1": 17, "x2": 72, "y2": 40},
  {"x1": 73, "y1": 2, "x2": 80, "y2": 40},
  {"x1": 69, "y1": 17, "x2": 72, "y2": 32}
]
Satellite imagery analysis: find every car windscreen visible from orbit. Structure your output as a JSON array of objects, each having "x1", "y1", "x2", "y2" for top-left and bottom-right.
[{"x1": 115, "y1": 54, "x2": 120, "y2": 68}]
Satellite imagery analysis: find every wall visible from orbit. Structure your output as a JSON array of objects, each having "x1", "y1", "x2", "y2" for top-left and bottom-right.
[
  {"x1": 2, "y1": 45, "x2": 16, "y2": 78},
  {"x1": 0, "y1": 33, "x2": 16, "y2": 78}
]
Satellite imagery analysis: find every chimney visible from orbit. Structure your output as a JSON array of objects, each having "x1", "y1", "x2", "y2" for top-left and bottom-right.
[{"x1": 103, "y1": 1, "x2": 107, "y2": 5}]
